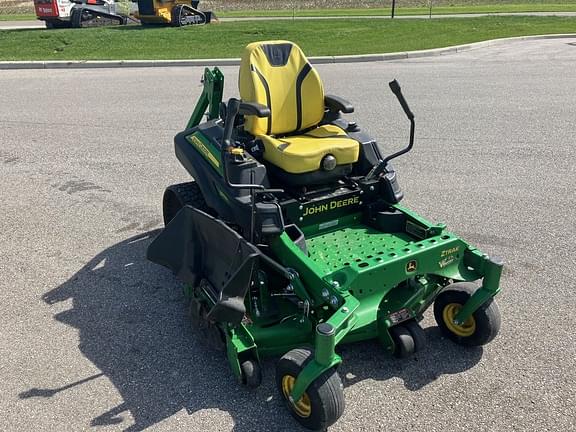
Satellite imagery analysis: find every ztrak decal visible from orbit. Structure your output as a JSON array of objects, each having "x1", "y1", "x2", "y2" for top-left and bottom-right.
[
  {"x1": 303, "y1": 196, "x2": 360, "y2": 217},
  {"x1": 439, "y1": 257, "x2": 456, "y2": 268},
  {"x1": 441, "y1": 246, "x2": 460, "y2": 257},
  {"x1": 438, "y1": 246, "x2": 460, "y2": 269}
]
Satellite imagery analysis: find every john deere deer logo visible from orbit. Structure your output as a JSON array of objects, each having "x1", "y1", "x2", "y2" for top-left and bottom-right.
[{"x1": 406, "y1": 260, "x2": 417, "y2": 272}]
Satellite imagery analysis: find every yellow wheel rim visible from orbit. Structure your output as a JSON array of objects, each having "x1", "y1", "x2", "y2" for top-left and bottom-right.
[
  {"x1": 281, "y1": 375, "x2": 312, "y2": 418},
  {"x1": 443, "y1": 303, "x2": 476, "y2": 337}
]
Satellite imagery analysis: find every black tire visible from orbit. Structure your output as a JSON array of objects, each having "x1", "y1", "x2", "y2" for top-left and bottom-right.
[
  {"x1": 434, "y1": 282, "x2": 501, "y2": 347},
  {"x1": 276, "y1": 348, "x2": 344, "y2": 431},
  {"x1": 162, "y1": 181, "x2": 209, "y2": 226},
  {"x1": 240, "y1": 358, "x2": 262, "y2": 388},
  {"x1": 405, "y1": 320, "x2": 427, "y2": 353},
  {"x1": 390, "y1": 325, "x2": 415, "y2": 358}
]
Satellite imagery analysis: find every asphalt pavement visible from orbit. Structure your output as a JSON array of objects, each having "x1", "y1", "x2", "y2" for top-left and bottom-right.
[{"x1": 1, "y1": 38, "x2": 576, "y2": 431}]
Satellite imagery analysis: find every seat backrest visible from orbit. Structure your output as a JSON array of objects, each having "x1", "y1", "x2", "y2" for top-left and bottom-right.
[{"x1": 239, "y1": 40, "x2": 325, "y2": 137}]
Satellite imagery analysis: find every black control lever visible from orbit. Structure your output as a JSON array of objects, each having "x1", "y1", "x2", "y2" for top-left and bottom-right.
[
  {"x1": 389, "y1": 79, "x2": 414, "y2": 121},
  {"x1": 222, "y1": 98, "x2": 270, "y2": 150},
  {"x1": 366, "y1": 79, "x2": 415, "y2": 180},
  {"x1": 222, "y1": 98, "x2": 241, "y2": 151}
]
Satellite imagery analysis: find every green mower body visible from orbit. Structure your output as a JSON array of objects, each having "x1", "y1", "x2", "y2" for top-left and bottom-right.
[{"x1": 148, "y1": 59, "x2": 503, "y2": 430}]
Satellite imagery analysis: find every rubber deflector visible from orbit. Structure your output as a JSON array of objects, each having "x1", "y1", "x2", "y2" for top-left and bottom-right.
[{"x1": 147, "y1": 206, "x2": 261, "y2": 324}]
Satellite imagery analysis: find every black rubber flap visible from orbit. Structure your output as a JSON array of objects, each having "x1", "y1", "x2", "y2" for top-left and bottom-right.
[{"x1": 147, "y1": 206, "x2": 260, "y2": 324}]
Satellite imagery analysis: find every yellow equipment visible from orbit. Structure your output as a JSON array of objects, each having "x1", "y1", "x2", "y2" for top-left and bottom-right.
[{"x1": 134, "y1": 0, "x2": 216, "y2": 26}]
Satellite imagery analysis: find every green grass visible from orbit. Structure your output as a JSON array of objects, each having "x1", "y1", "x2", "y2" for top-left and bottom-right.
[
  {"x1": 0, "y1": 16, "x2": 574, "y2": 61},
  {"x1": 219, "y1": 3, "x2": 576, "y2": 17}
]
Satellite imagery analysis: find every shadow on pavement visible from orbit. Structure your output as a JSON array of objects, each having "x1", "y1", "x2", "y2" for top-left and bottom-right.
[
  {"x1": 19, "y1": 230, "x2": 482, "y2": 431},
  {"x1": 338, "y1": 329, "x2": 483, "y2": 392}
]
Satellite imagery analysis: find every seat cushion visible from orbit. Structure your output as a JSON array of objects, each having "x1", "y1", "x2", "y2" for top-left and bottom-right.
[{"x1": 259, "y1": 124, "x2": 360, "y2": 174}]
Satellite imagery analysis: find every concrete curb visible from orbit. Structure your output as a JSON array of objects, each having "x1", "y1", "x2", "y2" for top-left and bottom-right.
[{"x1": 1, "y1": 33, "x2": 575, "y2": 70}]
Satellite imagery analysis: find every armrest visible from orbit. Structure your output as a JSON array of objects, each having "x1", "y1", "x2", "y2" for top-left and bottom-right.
[
  {"x1": 324, "y1": 95, "x2": 354, "y2": 114},
  {"x1": 239, "y1": 101, "x2": 271, "y2": 118}
]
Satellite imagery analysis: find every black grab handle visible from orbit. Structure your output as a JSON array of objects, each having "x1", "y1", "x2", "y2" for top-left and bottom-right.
[{"x1": 389, "y1": 79, "x2": 414, "y2": 120}]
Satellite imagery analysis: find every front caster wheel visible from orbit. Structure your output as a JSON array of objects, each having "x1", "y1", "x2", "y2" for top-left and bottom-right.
[
  {"x1": 240, "y1": 358, "x2": 262, "y2": 388},
  {"x1": 276, "y1": 348, "x2": 344, "y2": 431},
  {"x1": 390, "y1": 320, "x2": 426, "y2": 358},
  {"x1": 434, "y1": 282, "x2": 501, "y2": 346},
  {"x1": 405, "y1": 320, "x2": 427, "y2": 352},
  {"x1": 390, "y1": 324, "x2": 415, "y2": 358}
]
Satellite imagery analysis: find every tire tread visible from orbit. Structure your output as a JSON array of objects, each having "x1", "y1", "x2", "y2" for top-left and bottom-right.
[
  {"x1": 276, "y1": 348, "x2": 344, "y2": 430},
  {"x1": 162, "y1": 181, "x2": 208, "y2": 225}
]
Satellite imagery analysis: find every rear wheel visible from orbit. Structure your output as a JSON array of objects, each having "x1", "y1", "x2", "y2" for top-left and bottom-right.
[
  {"x1": 162, "y1": 181, "x2": 209, "y2": 226},
  {"x1": 434, "y1": 282, "x2": 501, "y2": 346},
  {"x1": 276, "y1": 348, "x2": 344, "y2": 430}
]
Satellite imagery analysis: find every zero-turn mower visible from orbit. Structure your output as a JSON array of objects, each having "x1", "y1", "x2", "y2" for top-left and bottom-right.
[{"x1": 147, "y1": 40, "x2": 503, "y2": 430}]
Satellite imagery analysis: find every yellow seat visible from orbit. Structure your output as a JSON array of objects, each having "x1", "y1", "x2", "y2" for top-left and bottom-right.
[
  {"x1": 258, "y1": 124, "x2": 359, "y2": 174},
  {"x1": 239, "y1": 40, "x2": 359, "y2": 175}
]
